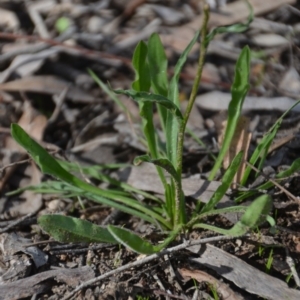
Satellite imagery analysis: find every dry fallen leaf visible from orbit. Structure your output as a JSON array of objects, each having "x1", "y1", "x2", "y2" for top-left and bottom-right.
[
  {"x1": 219, "y1": 116, "x2": 252, "y2": 187},
  {"x1": 179, "y1": 268, "x2": 243, "y2": 300}
]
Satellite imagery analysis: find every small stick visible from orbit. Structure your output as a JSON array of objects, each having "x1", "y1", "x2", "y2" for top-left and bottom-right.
[
  {"x1": 0, "y1": 212, "x2": 35, "y2": 233},
  {"x1": 244, "y1": 161, "x2": 299, "y2": 203}
]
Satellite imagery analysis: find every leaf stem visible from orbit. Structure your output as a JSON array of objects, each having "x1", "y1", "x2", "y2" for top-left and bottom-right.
[{"x1": 174, "y1": 4, "x2": 210, "y2": 224}]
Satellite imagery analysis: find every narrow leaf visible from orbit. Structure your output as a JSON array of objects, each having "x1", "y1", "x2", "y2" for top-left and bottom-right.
[
  {"x1": 114, "y1": 90, "x2": 183, "y2": 121},
  {"x1": 209, "y1": 46, "x2": 250, "y2": 180},
  {"x1": 205, "y1": 0, "x2": 253, "y2": 46},
  {"x1": 131, "y1": 43, "x2": 167, "y2": 187},
  {"x1": 148, "y1": 33, "x2": 169, "y2": 133},
  {"x1": 167, "y1": 30, "x2": 200, "y2": 165},
  {"x1": 134, "y1": 155, "x2": 180, "y2": 183},
  {"x1": 241, "y1": 99, "x2": 300, "y2": 185},
  {"x1": 108, "y1": 225, "x2": 157, "y2": 254},
  {"x1": 194, "y1": 195, "x2": 272, "y2": 236},
  {"x1": 11, "y1": 124, "x2": 170, "y2": 228},
  {"x1": 132, "y1": 41, "x2": 151, "y2": 92},
  {"x1": 38, "y1": 215, "x2": 117, "y2": 244},
  {"x1": 147, "y1": 33, "x2": 168, "y2": 97},
  {"x1": 202, "y1": 152, "x2": 243, "y2": 213},
  {"x1": 11, "y1": 124, "x2": 75, "y2": 184}
]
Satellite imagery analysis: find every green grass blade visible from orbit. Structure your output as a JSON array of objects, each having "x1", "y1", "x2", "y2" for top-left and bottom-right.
[
  {"x1": 88, "y1": 69, "x2": 128, "y2": 114},
  {"x1": 240, "y1": 122, "x2": 281, "y2": 186},
  {"x1": 38, "y1": 215, "x2": 117, "y2": 243},
  {"x1": 209, "y1": 46, "x2": 250, "y2": 180},
  {"x1": 108, "y1": 225, "x2": 157, "y2": 254},
  {"x1": 201, "y1": 151, "x2": 243, "y2": 213},
  {"x1": 166, "y1": 30, "x2": 200, "y2": 165},
  {"x1": 241, "y1": 99, "x2": 300, "y2": 186},
  {"x1": 238, "y1": 157, "x2": 300, "y2": 202}
]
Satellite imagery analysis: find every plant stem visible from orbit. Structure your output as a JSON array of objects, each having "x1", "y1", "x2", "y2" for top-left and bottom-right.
[{"x1": 174, "y1": 4, "x2": 210, "y2": 225}]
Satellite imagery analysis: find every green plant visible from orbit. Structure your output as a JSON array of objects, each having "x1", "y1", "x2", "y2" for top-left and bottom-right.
[
  {"x1": 208, "y1": 283, "x2": 219, "y2": 300},
  {"x1": 10, "y1": 1, "x2": 273, "y2": 254},
  {"x1": 55, "y1": 17, "x2": 71, "y2": 33},
  {"x1": 265, "y1": 248, "x2": 274, "y2": 274}
]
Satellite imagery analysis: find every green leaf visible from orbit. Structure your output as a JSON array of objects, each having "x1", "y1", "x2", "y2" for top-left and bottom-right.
[
  {"x1": 114, "y1": 90, "x2": 183, "y2": 122},
  {"x1": 55, "y1": 17, "x2": 71, "y2": 33},
  {"x1": 204, "y1": 0, "x2": 253, "y2": 46},
  {"x1": 147, "y1": 33, "x2": 168, "y2": 97},
  {"x1": 241, "y1": 99, "x2": 300, "y2": 186},
  {"x1": 108, "y1": 225, "x2": 157, "y2": 254},
  {"x1": 89, "y1": 69, "x2": 128, "y2": 114},
  {"x1": 38, "y1": 215, "x2": 117, "y2": 244},
  {"x1": 202, "y1": 152, "x2": 243, "y2": 213},
  {"x1": 166, "y1": 30, "x2": 200, "y2": 165},
  {"x1": 11, "y1": 124, "x2": 75, "y2": 184},
  {"x1": 148, "y1": 33, "x2": 169, "y2": 134},
  {"x1": 132, "y1": 41, "x2": 151, "y2": 92},
  {"x1": 235, "y1": 194, "x2": 272, "y2": 232},
  {"x1": 11, "y1": 124, "x2": 171, "y2": 229},
  {"x1": 209, "y1": 46, "x2": 250, "y2": 180},
  {"x1": 131, "y1": 42, "x2": 168, "y2": 188},
  {"x1": 194, "y1": 195, "x2": 272, "y2": 236},
  {"x1": 134, "y1": 155, "x2": 180, "y2": 183}
]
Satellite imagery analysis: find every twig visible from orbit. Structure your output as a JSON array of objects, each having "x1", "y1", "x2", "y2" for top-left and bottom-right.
[
  {"x1": 244, "y1": 161, "x2": 299, "y2": 203},
  {"x1": 0, "y1": 212, "x2": 35, "y2": 233},
  {"x1": 0, "y1": 157, "x2": 32, "y2": 173},
  {"x1": 62, "y1": 235, "x2": 239, "y2": 300},
  {"x1": 0, "y1": 31, "x2": 131, "y2": 66}
]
